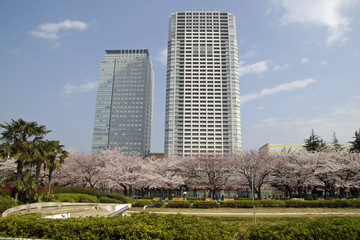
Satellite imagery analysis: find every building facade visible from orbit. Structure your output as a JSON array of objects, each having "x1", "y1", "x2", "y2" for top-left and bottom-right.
[
  {"x1": 164, "y1": 9, "x2": 242, "y2": 155},
  {"x1": 259, "y1": 143, "x2": 353, "y2": 154},
  {"x1": 92, "y1": 49, "x2": 154, "y2": 156}
]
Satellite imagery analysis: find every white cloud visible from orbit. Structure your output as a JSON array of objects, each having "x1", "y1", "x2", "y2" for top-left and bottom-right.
[
  {"x1": 154, "y1": 48, "x2": 167, "y2": 65},
  {"x1": 274, "y1": 63, "x2": 289, "y2": 71},
  {"x1": 320, "y1": 61, "x2": 328, "y2": 65},
  {"x1": 274, "y1": 0, "x2": 356, "y2": 45},
  {"x1": 29, "y1": 20, "x2": 88, "y2": 40},
  {"x1": 301, "y1": 57, "x2": 309, "y2": 63},
  {"x1": 241, "y1": 78, "x2": 316, "y2": 104},
  {"x1": 255, "y1": 102, "x2": 360, "y2": 144},
  {"x1": 264, "y1": 8, "x2": 273, "y2": 16},
  {"x1": 239, "y1": 60, "x2": 268, "y2": 77},
  {"x1": 239, "y1": 50, "x2": 259, "y2": 59},
  {"x1": 257, "y1": 106, "x2": 266, "y2": 110},
  {"x1": 63, "y1": 80, "x2": 97, "y2": 95}
]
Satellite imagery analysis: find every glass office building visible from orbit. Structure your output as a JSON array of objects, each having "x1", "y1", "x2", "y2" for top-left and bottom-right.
[
  {"x1": 92, "y1": 49, "x2": 154, "y2": 156},
  {"x1": 164, "y1": 9, "x2": 241, "y2": 155}
]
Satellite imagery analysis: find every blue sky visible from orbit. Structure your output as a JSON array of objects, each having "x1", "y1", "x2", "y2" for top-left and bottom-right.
[{"x1": 1, "y1": 0, "x2": 359, "y2": 153}]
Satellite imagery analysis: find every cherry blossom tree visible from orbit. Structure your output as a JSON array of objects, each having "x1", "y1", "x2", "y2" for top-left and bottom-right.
[
  {"x1": 0, "y1": 158, "x2": 16, "y2": 183},
  {"x1": 333, "y1": 151, "x2": 360, "y2": 197},
  {"x1": 233, "y1": 150, "x2": 276, "y2": 200},
  {"x1": 182, "y1": 154, "x2": 234, "y2": 199},
  {"x1": 271, "y1": 151, "x2": 319, "y2": 198},
  {"x1": 52, "y1": 150, "x2": 106, "y2": 188},
  {"x1": 99, "y1": 148, "x2": 154, "y2": 196}
]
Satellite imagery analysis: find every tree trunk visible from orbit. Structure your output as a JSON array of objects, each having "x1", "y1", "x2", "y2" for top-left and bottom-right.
[
  {"x1": 256, "y1": 188, "x2": 262, "y2": 200},
  {"x1": 211, "y1": 187, "x2": 216, "y2": 200},
  {"x1": 16, "y1": 160, "x2": 24, "y2": 181},
  {"x1": 35, "y1": 161, "x2": 42, "y2": 185},
  {"x1": 48, "y1": 171, "x2": 52, "y2": 193}
]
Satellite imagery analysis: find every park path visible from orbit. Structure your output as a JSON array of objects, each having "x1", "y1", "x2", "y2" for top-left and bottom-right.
[{"x1": 127, "y1": 210, "x2": 360, "y2": 217}]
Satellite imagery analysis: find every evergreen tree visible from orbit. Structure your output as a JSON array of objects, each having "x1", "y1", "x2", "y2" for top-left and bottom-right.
[
  {"x1": 349, "y1": 128, "x2": 360, "y2": 152},
  {"x1": 304, "y1": 129, "x2": 326, "y2": 151},
  {"x1": 331, "y1": 131, "x2": 342, "y2": 150}
]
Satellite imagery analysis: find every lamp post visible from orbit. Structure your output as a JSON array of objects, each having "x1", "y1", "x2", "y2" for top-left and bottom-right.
[{"x1": 251, "y1": 169, "x2": 256, "y2": 224}]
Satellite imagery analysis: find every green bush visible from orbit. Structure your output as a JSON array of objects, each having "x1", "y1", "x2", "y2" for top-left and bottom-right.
[
  {"x1": 3, "y1": 214, "x2": 360, "y2": 239},
  {"x1": 0, "y1": 188, "x2": 11, "y2": 197},
  {"x1": 258, "y1": 200, "x2": 286, "y2": 208},
  {"x1": 187, "y1": 197, "x2": 205, "y2": 201},
  {"x1": 54, "y1": 193, "x2": 99, "y2": 203},
  {"x1": 220, "y1": 200, "x2": 258, "y2": 208},
  {"x1": 52, "y1": 186, "x2": 99, "y2": 196},
  {"x1": 79, "y1": 194, "x2": 99, "y2": 203},
  {"x1": 133, "y1": 199, "x2": 153, "y2": 207},
  {"x1": 285, "y1": 199, "x2": 343, "y2": 208},
  {"x1": 97, "y1": 192, "x2": 132, "y2": 203},
  {"x1": 99, "y1": 196, "x2": 121, "y2": 203},
  {"x1": 0, "y1": 196, "x2": 17, "y2": 213},
  {"x1": 166, "y1": 201, "x2": 191, "y2": 208},
  {"x1": 192, "y1": 201, "x2": 219, "y2": 209},
  {"x1": 138, "y1": 196, "x2": 152, "y2": 199},
  {"x1": 0, "y1": 213, "x2": 239, "y2": 239},
  {"x1": 244, "y1": 217, "x2": 360, "y2": 240}
]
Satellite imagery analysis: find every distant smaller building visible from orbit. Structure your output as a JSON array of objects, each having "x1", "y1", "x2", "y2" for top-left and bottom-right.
[
  {"x1": 259, "y1": 143, "x2": 352, "y2": 154},
  {"x1": 259, "y1": 144, "x2": 304, "y2": 154},
  {"x1": 146, "y1": 153, "x2": 165, "y2": 159}
]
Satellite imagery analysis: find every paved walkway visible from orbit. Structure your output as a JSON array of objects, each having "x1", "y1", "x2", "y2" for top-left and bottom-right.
[{"x1": 127, "y1": 210, "x2": 360, "y2": 217}]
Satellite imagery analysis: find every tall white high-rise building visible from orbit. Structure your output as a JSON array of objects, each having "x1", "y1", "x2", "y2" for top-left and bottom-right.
[
  {"x1": 164, "y1": 9, "x2": 241, "y2": 155},
  {"x1": 92, "y1": 49, "x2": 154, "y2": 156}
]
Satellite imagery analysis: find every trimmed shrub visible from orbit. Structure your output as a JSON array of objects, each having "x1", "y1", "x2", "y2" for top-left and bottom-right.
[
  {"x1": 0, "y1": 187, "x2": 11, "y2": 196},
  {"x1": 285, "y1": 199, "x2": 343, "y2": 208},
  {"x1": 54, "y1": 193, "x2": 99, "y2": 203},
  {"x1": 166, "y1": 201, "x2": 191, "y2": 208},
  {"x1": 0, "y1": 213, "x2": 239, "y2": 239},
  {"x1": 97, "y1": 192, "x2": 132, "y2": 203},
  {"x1": 187, "y1": 197, "x2": 205, "y2": 201},
  {"x1": 0, "y1": 196, "x2": 17, "y2": 213},
  {"x1": 78, "y1": 194, "x2": 99, "y2": 203},
  {"x1": 220, "y1": 200, "x2": 258, "y2": 208},
  {"x1": 132, "y1": 199, "x2": 153, "y2": 207},
  {"x1": 52, "y1": 186, "x2": 99, "y2": 196},
  {"x1": 138, "y1": 196, "x2": 152, "y2": 199},
  {"x1": 99, "y1": 196, "x2": 121, "y2": 203},
  {"x1": 244, "y1": 217, "x2": 360, "y2": 240},
  {"x1": 192, "y1": 201, "x2": 219, "y2": 209},
  {"x1": 152, "y1": 200, "x2": 165, "y2": 208},
  {"x1": 258, "y1": 200, "x2": 286, "y2": 208}
]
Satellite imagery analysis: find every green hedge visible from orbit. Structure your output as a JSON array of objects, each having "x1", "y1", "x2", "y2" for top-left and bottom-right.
[
  {"x1": 54, "y1": 193, "x2": 99, "y2": 203},
  {"x1": 52, "y1": 186, "x2": 99, "y2": 196},
  {"x1": 99, "y1": 196, "x2": 121, "y2": 203},
  {"x1": 2, "y1": 214, "x2": 360, "y2": 239},
  {"x1": 220, "y1": 200, "x2": 259, "y2": 208},
  {"x1": 244, "y1": 217, "x2": 360, "y2": 240},
  {"x1": 166, "y1": 201, "x2": 191, "y2": 208},
  {"x1": 0, "y1": 188, "x2": 10, "y2": 197},
  {"x1": 97, "y1": 192, "x2": 132, "y2": 204},
  {"x1": 258, "y1": 200, "x2": 286, "y2": 208},
  {"x1": 0, "y1": 196, "x2": 17, "y2": 213},
  {"x1": 192, "y1": 201, "x2": 219, "y2": 209},
  {"x1": 187, "y1": 197, "x2": 205, "y2": 201},
  {"x1": 0, "y1": 213, "x2": 238, "y2": 240},
  {"x1": 132, "y1": 199, "x2": 153, "y2": 207},
  {"x1": 284, "y1": 200, "x2": 343, "y2": 208}
]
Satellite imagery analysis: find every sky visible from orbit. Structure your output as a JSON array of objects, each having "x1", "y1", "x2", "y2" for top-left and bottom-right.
[{"x1": 0, "y1": 0, "x2": 359, "y2": 153}]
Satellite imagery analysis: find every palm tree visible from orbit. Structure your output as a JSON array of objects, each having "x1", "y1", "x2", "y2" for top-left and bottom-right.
[
  {"x1": 42, "y1": 140, "x2": 68, "y2": 192},
  {"x1": 0, "y1": 119, "x2": 50, "y2": 197}
]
